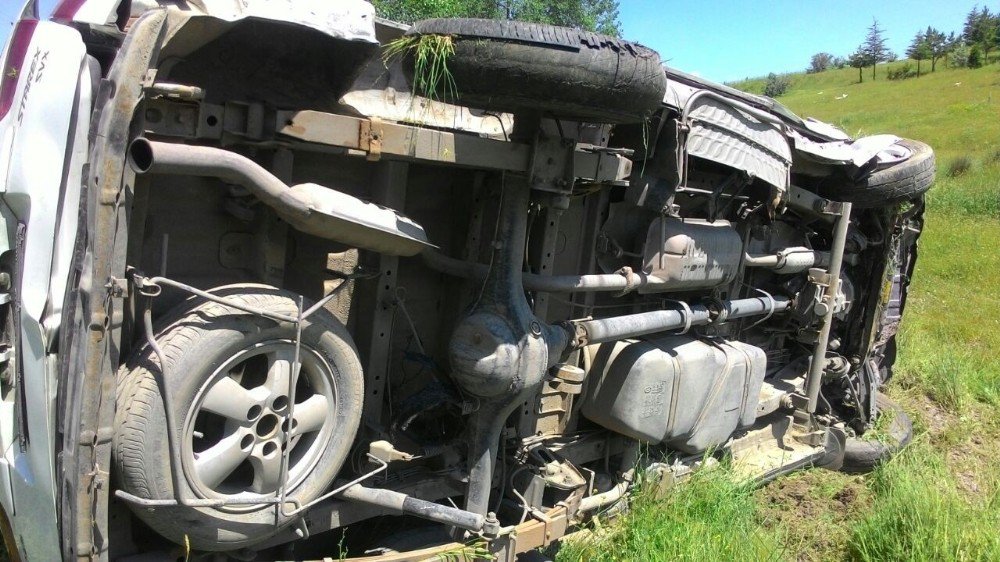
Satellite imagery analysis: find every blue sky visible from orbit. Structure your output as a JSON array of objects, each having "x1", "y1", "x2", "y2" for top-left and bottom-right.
[
  {"x1": 1, "y1": 1, "x2": 992, "y2": 82},
  {"x1": 620, "y1": 0, "x2": 988, "y2": 82}
]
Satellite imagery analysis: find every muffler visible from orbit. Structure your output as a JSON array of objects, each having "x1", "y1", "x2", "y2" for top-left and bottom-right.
[{"x1": 128, "y1": 139, "x2": 433, "y2": 257}]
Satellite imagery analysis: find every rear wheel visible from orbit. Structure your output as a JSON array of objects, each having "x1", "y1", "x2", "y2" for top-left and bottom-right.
[
  {"x1": 404, "y1": 18, "x2": 667, "y2": 123},
  {"x1": 113, "y1": 285, "x2": 364, "y2": 551}
]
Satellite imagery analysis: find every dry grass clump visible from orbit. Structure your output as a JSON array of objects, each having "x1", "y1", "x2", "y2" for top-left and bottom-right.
[{"x1": 945, "y1": 155, "x2": 973, "y2": 178}]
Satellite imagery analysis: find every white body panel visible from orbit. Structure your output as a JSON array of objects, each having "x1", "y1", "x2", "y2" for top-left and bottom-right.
[
  {"x1": 0, "y1": 11, "x2": 91, "y2": 560},
  {"x1": 66, "y1": 0, "x2": 380, "y2": 43}
]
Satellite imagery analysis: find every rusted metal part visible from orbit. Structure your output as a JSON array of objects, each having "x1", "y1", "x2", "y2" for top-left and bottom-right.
[
  {"x1": 62, "y1": 11, "x2": 170, "y2": 560},
  {"x1": 358, "y1": 161, "x2": 408, "y2": 431},
  {"x1": 142, "y1": 79, "x2": 205, "y2": 101},
  {"x1": 128, "y1": 139, "x2": 433, "y2": 256},
  {"x1": 447, "y1": 177, "x2": 570, "y2": 517},
  {"x1": 527, "y1": 364, "x2": 585, "y2": 437},
  {"x1": 279, "y1": 110, "x2": 630, "y2": 181},
  {"x1": 530, "y1": 206, "x2": 562, "y2": 318},
  {"x1": 143, "y1": 99, "x2": 631, "y2": 181},
  {"x1": 503, "y1": 505, "x2": 570, "y2": 557},
  {"x1": 786, "y1": 185, "x2": 839, "y2": 224},
  {"x1": 330, "y1": 505, "x2": 574, "y2": 562},
  {"x1": 528, "y1": 135, "x2": 577, "y2": 194},
  {"x1": 360, "y1": 117, "x2": 384, "y2": 161}
]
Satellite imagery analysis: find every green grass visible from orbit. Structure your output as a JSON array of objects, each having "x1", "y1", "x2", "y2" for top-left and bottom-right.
[
  {"x1": 735, "y1": 62, "x2": 1000, "y2": 165},
  {"x1": 847, "y1": 442, "x2": 1000, "y2": 561},
  {"x1": 893, "y1": 214, "x2": 1000, "y2": 410},
  {"x1": 582, "y1": 59, "x2": 1000, "y2": 561},
  {"x1": 558, "y1": 469, "x2": 784, "y2": 561},
  {"x1": 382, "y1": 34, "x2": 458, "y2": 102}
]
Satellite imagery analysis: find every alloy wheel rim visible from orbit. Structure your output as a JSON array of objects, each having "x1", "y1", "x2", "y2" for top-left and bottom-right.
[{"x1": 181, "y1": 340, "x2": 338, "y2": 506}]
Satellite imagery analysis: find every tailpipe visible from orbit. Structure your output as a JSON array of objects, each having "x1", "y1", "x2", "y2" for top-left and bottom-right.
[{"x1": 128, "y1": 138, "x2": 433, "y2": 257}]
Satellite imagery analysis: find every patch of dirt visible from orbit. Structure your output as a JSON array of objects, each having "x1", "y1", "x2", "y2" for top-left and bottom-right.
[
  {"x1": 921, "y1": 398, "x2": 951, "y2": 434},
  {"x1": 910, "y1": 393, "x2": 953, "y2": 434},
  {"x1": 944, "y1": 421, "x2": 996, "y2": 498},
  {"x1": 756, "y1": 471, "x2": 871, "y2": 561},
  {"x1": 952, "y1": 463, "x2": 981, "y2": 495},
  {"x1": 904, "y1": 391, "x2": 999, "y2": 500}
]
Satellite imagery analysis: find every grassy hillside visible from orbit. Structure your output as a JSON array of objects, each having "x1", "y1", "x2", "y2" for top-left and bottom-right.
[{"x1": 559, "y1": 61, "x2": 1000, "y2": 561}]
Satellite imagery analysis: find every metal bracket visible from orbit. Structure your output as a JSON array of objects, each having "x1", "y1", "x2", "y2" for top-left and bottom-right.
[
  {"x1": 817, "y1": 199, "x2": 847, "y2": 216},
  {"x1": 529, "y1": 136, "x2": 576, "y2": 194},
  {"x1": 807, "y1": 268, "x2": 832, "y2": 287},
  {"x1": 781, "y1": 392, "x2": 810, "y2": 411},
  {"x1": 360, "y1": 117, "x2": 384, "y2": 161},
  {"x1": 105, "y1": 277, "x2": 129, "y2": 299},
  {"x1": 222, "y1": 100, "x2": 267, "y2": 140},
  {"x1": 144, "y1": 97, "x2": 224, "y2": 139}
]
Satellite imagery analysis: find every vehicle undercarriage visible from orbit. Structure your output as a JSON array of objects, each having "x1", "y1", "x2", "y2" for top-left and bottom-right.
[{"x1": 31, "y1": 5, "x2": 931, "y2": 561}]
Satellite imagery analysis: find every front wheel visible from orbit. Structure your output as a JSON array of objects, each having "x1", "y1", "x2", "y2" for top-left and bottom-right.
[
  {"x1": 840, "y1": 393, "x2": 913, "y2": 474},
  {"x1": 823, "y1": 139, "x2": 935, "y2": 208},
  {"x1": 113, "y1": 285, "x2": 364, "y2": 551}
]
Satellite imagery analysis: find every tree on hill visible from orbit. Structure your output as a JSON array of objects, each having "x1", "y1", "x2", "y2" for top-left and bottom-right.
[
  {"x1": 370, "y1": 0, "x2": 623, "y2": 36},
  {"x1": 808, "y1": 52, "x2": 835, "y2": 73},
  {"x1": 948, "y1": 41, "x2": 972, "y2": 68},
  {"x1": 969, "y1": 44, "x2": 984, "y2": 67},
  {"x1": 963, "y1": 5, "x2": 998, "y2": 61},
  {"x1": 862, "y1": 19, "x2": 891, "y2": 80},
  {"x1": 906, "y1": 30, "x2": 932, "y2": 75},
  {"x1": 762, "y1": 73, "x2": 791, "y2": 97},
  {"x1": 924, "y1": 27, "x2": 948, "y2": 71},
  {"x1": 849, "y1": 48, "x2": 870, "y2": 82}
]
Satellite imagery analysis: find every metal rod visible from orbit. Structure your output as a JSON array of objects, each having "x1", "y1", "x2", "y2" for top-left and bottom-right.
[
  {"x1": 114, "y1": 489, "x2": 295, "y2": 508},
  {"x1": 141, "y1": 300, "x2": 189, "y2": 505},
  {"x1": 282, "y1": 455, "x2": 389, "y2": 518},
  {"x1": 579, "y1": 469, "x2": 634, "y2": 513},
  {"x1": 744, "y1": 249, "x2": 829, "y2": 273},
  {"x1": 805, "y1": 202, "x2": 853, "y2": 413},
  {"x1": 337, "y1": 485, "x2": 485, "y2": 532},
  {"x1": 143, "y1": 276, "x2": 299, "y2": 323},
  {"x1": 277, "y1": 295, "x2": 305, "y2": 524},
  {"x1": 424, "y1": 250, "x2": 667, "y2": 294},
  {"x1": 572, "y1": 295, "x2": 791, "y2": 346}
]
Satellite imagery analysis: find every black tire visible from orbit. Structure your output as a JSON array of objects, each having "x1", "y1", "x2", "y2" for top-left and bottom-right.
[
  {"x1": 825, "y1": 139, "x2": 935, "y2": 208},
  {"x1": 113, "y1": 285, "x2": 364, "y2": 551},
  {"x1": 404, "y1": 18, "x2": 667, "y2": 123},
  {"x1": 841, "y1": 393, "x2": 913, "y2": 474}
]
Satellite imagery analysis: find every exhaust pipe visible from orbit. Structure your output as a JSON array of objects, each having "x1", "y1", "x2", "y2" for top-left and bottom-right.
[{"x1": 128, "y1": 139, "x2": 433, "y2": 257}]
